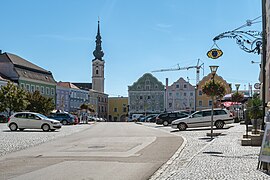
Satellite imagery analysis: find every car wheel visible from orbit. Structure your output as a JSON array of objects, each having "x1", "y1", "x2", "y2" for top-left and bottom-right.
[
  {"x1": 9, "y1": 123, "x2": 18, "y2": 131},
  {"x1": 163, "y1": 121, "x2": 169, "y2": 126},
  {"x1": 19, "y1": 128, "x2": 25, "y2": 131},
  {"x1": 178, "y1": 123, "x2": 187, "y2": 131},
  {"x1": 215, "y1": 120, "x2": 224, "y2": 129},
  {"x1": 42, "y1": 124, "x2": 50, "y2": 132},
  {"x1": 62, "y1": 120, "x2": 68, "y2": 125}
]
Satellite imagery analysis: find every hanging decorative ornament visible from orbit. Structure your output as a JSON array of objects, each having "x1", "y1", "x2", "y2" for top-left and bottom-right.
[
  {"x1": 207, "y1": 42, "x2": 223, "y2": 59},
  {"x1": 207, "y1": 48, "x2": 223, "y2": 59}
]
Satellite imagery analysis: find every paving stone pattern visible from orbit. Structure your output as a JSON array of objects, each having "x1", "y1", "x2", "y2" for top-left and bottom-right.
[
  {"x1": 0, "y1": 123, "x2": 91, "y2": 157},
  {"x1": 149, "y1": 124, "x2": 270, "y2": 180}
]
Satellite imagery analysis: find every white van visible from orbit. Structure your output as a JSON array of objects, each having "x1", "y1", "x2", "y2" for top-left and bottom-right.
[{"x1": 171, "y1": 108, "x2": 234, "y2": 131}]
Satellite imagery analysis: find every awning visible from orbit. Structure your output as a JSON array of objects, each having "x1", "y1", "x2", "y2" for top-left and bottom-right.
[{"x1": 222, "y1": 101, "x2": 241, "y2": 107}]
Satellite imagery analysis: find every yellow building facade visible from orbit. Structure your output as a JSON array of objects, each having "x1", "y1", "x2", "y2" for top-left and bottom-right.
[
  {"x1": 196, "y1": 73, "x2": 232, "y2": 111},
  {"x1": 108, "y1": 97, "x2": 128, "y2": 122}
]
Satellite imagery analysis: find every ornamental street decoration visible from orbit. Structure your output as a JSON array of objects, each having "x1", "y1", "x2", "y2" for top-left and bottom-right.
[
  {"x1": 208, "y1": 17, "x2": 262, "y2": 58},
  {"x1": 213, "y1": 30, "x2": 262, "y2": 54},
  {"x1": 207, "y1": 48, "x2": 223, "y2": 59}
]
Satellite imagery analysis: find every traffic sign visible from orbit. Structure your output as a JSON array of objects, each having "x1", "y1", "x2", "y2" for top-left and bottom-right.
[{"x1": 254, "y1": 83, "x2": 261, "y2": 89}]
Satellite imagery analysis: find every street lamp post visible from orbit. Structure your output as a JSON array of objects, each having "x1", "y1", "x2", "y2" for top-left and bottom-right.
[
  {"x1": 235, "y1": 84, "x2": 241, "y2": 121},
  {"x1": 210, "y1": 65, "x2": 219, "y2": 139}
]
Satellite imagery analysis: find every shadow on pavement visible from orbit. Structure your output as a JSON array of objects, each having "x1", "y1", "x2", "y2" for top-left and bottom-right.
[{"x1": 2, "y1": 130, "x2": 60, "y2": 133}]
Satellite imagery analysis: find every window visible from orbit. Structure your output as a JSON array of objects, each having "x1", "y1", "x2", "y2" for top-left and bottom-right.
[
  {"x1": 31, "y1": 85, "x2": 35, "y2": 92},
  {"x1": 160, "y1": 114, "x2": 168, "y2": 118},
  {"x1": 41, "y1": 86, "x2": 44, "y2": 94},
  {"x1": 20, "y1": 83, "x2": 25, "y2": 89},
  {"x1": 26, "y1": 84, "x2": 30, "y2": 91},
  {"x1": 140, "y1": 96, "x2": 143, "y2": 99},
  {"x1": 190, "y1": 92, "x2": 193, "y2": 96},
  {"x1": 123, "y1": 107, "x2": 127, "y2": 112},
  {"x1": 169, "y1": 103, "x2": 172, "y2": 108},
  {"x1": 36, "y1": 85, "x2": 39, "y2": 91},
  {"x1": 169, "y1": 93, "x2": 172, "y2": 96},
  {"x1": 46, "y1": 87, "x2": 50, "y2": 95},
  {"x1": 203, "y1": 111, "x2": 212, "y2": 117},
  {"x1": 51, "y1": 88, "x2": 55, "y2": 95},
  {"x1": 176, "y1": 84, "x2": 179, "y2": 88},
  {"x1": 215, "y1": 110, "x2": 227, "y2": 115},
  {"x1": 199, "y1": 90, "x2": 202, "y2": 96},
  {"x1": 148, "y1": 96, "x2": 151, "y2": 99},
  {"x1": 193, "y1": 111, "x2": 203, "y2": 118},
  {"x1": 14, "y1": 113, "x2": 27, "y2": 118},
  {"x1": 184, "y1": 84, "x2": 187, "y2": 88},
  {"x1": 176, "y1": 92, "x2": 179, "y2": 97},
  {"x1": 114, "y1": 108, "x2": 117, "y2": 112},
  {"x1": 199, "y1": 101, "x2": 202, "y2": 106},
  {"x1": 184, "y1": 92, "x2": 186, "y2": 96},
  {"x1": 209, "y1": 100, "x2": 212, "y2": 106},
  {"x1": 168, "y1": 113, "x2": 176, "y2": 118},
  {"x1": 96, "y1": 69, "x2": 99, "y2": 75}
]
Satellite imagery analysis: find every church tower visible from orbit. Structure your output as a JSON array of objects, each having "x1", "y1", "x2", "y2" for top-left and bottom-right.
[{"x1": 92, "y1": 20, "x2": 105, "y2": 93}]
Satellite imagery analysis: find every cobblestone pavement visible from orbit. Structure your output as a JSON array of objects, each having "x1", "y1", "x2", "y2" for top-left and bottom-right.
[
  {"x1": 0, "y1": 123, "x2": 93, "y2": 157},
  {"x1": 142, "y1": 123, "x2": 270, "y2": 180}
]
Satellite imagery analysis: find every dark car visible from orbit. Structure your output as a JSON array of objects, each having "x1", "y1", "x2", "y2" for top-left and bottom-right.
[
  {"x1": 0, "y1": 115, "x2": 8, "y2": 123},
  {"x1": 147, "y1": 115, "x2": 158, "y2": 123},
  {"x1": 47, "y1": 113, "x2": 75, "y2": 125},
  {"x1": 156, "y1": 111, "x2": 189, "y2": 126}
]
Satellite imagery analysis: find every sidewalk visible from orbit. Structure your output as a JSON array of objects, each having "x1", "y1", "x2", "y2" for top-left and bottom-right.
[{"x1": 149, "y1": 124, "x2": 270, "y2": 180}]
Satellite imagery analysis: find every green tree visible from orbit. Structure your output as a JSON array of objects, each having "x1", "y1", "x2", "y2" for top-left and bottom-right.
[
  {"x1": 0, "y1": 81, "x2": 28, "y2": 116},
  {"x1": 27, "y1": 91, "x2": 55, "y2": 115},
  {"x1": 80, "y1": 103, "x2": 95, "y2": 112}
]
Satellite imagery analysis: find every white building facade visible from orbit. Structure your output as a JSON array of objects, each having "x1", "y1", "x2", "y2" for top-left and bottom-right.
[{"x1": 166, "y1": 77, "x2": 195, "y2": 112}]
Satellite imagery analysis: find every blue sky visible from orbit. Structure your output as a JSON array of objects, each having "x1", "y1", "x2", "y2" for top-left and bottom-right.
[{"x1": 1, "y1": 0, "x2": 261, "y2": 96}]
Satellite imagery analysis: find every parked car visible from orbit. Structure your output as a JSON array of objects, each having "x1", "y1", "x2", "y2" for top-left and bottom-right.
[
  {"x1": 7, "y1": 112, "x2": 62, "y2": 132},
  {"x1": 73, "y1": 115, "x2": 79, "y2": 125},
  {"x1": 131, "y1": 114, "x2": 144, "y2": 121},
  {"x1": 156, "y1": 111, "x2": 189, "y2": 126},
  {"x1": 88, "y1": 116, "x2": 96, "y2": 121},
  {"x1": 144, "y1": 114, "x2": 158, "y2": 122},
  {"x1": 47, "y1": 112, "x2": 75, "y2": 125},
  {"x1": 0, "y1": 115, "x2": 8, "y2": 123},
  {"x1": 171, "y1": 108, "x2": 234, "y2": 131},
  {"x1": 147, "y1": 115, "x2": 158, "y2": 123}
]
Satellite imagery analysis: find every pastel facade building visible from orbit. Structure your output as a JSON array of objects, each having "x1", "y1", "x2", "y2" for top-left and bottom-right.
[
  {"x1": 166, "y1": 77, "x2": 195, "y2": 112},
  {"x1": 128, "y1": 73, "x2": 165, "y2": 115},
  {"x1": 196, "y1": 73, "x2": 232, "y2": 111}
]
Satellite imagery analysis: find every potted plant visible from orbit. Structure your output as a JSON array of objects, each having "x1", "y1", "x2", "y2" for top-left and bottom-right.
[
  {"x1": 231, "y1": 92, "x2": 244, "y2": 103},
  {"x1": 246, "y1": 94, "x2": 263, "y2": 134},
  {"x1": 202, "y1": 80, "x2": 226, "y2": 98}
]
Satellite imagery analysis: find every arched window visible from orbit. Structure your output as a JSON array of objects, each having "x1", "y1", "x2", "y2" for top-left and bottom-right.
[{"x1": 96, "y1": 69, "x2": 99, "y2": 75}]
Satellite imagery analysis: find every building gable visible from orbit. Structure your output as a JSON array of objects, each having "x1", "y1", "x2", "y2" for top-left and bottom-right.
[{"x1": 128, "y1": 73, "x2": 164, "y2": 91}]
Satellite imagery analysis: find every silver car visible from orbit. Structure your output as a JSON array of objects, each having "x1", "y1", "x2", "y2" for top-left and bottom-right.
[
  {"x1": 171, "y1": 108, "x2": 234, "y2": 131},
  {"x1": 7, "y1": 112, "x2": 62, "y2": 132}
]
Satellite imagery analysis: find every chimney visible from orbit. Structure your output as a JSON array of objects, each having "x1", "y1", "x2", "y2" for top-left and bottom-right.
[{"x1": 166, "y1": 78, "x2": 168, "y2": 89}]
